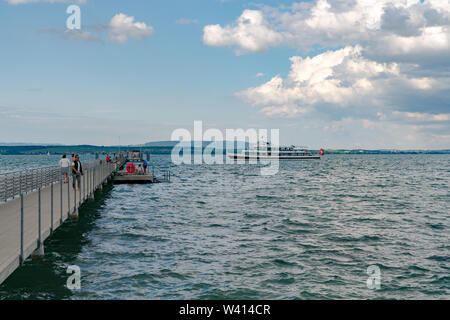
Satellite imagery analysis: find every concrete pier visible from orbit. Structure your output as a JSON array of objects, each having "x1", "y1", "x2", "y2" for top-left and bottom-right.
[{"x1": 0, "y1": 157, "x2": 125, "y2": 285}]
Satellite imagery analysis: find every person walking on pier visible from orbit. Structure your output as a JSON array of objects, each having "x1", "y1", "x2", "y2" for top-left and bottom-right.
[
  {"x1": 72, "y1": 155, "x2": 83, "y2": 190},
  {"x1": 59, "y1": 154, "x2": 71, "y2": 183}
]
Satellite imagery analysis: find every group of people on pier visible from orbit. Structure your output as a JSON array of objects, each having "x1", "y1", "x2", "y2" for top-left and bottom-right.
[
  {"x1": 59, "y1": 152, "x2": 149, "y2": 188},
  {"x1": 125, "y1": 160, "x2": 148, "y2": 175},
  {"x1": 59, "y1": 154, "x2": 84, "y2": 190}
]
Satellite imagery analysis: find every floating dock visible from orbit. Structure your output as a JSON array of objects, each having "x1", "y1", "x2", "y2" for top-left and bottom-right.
[
  {"x1": 114, "y1": 150, "x2": 171, "y2": 184},
  {"x1": 114, "y1": 173, "x2": 155, "y2": 184}
]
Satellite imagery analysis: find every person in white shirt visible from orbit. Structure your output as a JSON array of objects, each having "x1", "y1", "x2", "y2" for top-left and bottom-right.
[{"x1": 59, "y1": 154, "x2": 71, "y2": 183}]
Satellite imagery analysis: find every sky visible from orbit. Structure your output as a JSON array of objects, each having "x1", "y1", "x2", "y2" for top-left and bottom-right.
[{"x1": 0, "y1": 0, "x2": 449, "y2": 149}]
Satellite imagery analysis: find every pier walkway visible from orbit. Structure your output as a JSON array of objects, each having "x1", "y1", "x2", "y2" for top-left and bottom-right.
[{"x1": 0, "y1": 156, "x2": 126, "y2": 285}]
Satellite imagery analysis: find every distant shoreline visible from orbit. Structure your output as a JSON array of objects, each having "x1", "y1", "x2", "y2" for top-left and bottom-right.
[{"x1": 0, "y1": 145, "x2": 449, "y2": 155}]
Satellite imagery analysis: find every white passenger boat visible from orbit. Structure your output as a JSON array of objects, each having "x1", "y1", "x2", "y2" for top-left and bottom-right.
[{"x1": 228, "y1": 142, "x2": 324, "y2": 160}]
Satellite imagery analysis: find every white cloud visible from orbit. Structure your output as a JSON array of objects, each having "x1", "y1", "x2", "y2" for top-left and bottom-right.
[
  {"x1": 206, "y1": 1, "x2": 450, "y2": 147},
  {"x1": 108, "y1": 13, "x2": 154, "y2": 44},
  {"x1": 37, "y1": 27, "x2": 101, "y2": 43},
  {"x1": 63, "y1": 29, "x2": 100, "y2": 42},
  {"x1": 176, "y1": 18, "x2": 199, "y2": 25},
  {"x1": 260, "y1": 104, "x2": 310, "y2": 118},
  {"x1": 39, "y1": 13, "x2": 154, "y2": 44},
  {"x1": 321, "y1": 116, "x2": 450, "y2": 149},
  {"x1": 367, "y1": 25, "x2": 450, "y2": 62},
  {"x1": 6, "y1": 0, "x2": 85, "y2": 4},
  {"x1": 203, "y1": 9, "x2": 283, "y2": 54},
  {"x1": 392, "y1": 111, "x2": 450, "y2": 122},
  {"x1": 238, "y1": 46, "x2": 406, "y2": 114},
  {"x1": 203, "y1": 0, "x2": 450, "y2": 62},
  {"x1": 237, "y1": 44, "x2": 450, "y2": 141}
]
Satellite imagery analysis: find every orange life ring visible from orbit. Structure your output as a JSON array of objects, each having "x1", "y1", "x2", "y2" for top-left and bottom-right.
[{"x1": 126, "y1": 163, "x2": 135, "y2": 174}]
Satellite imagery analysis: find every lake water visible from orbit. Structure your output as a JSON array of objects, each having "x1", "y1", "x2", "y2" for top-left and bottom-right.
[
  {"x1": 0, "y1": 154, "x2": 449, "y2": 299},
  {"x1": 0, "y1": 154, "x2": 98, "y2": 175}
]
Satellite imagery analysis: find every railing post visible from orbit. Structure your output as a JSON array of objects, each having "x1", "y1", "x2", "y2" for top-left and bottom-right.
[
  {"x1": 87, "y1": 167, "x2": 89, "y2": 196},
  {"x1": 12, "y1": 174, "x2": 15, "y2": 200},
  {"x1": 60, "y1": 175, "x2": 63, "y2": 224},
  {"x1": 20, "y1": 194, "x2": 24, "y2": 266},
  {"x1": 83, "y1": 170, "x2": 85, "y2": 201},
  {"x1": 89, "y1": 167, "x2": 94, "y2": 201},
  {"x1": 50, "y1": 183, "x2": 54, "y2": 234},
  {"x1": 3, "y1": 176, "x2": 6, "y2": 202},
  {"x1": 99, "y1": 164, "x2": 103, "y2": 191},
  {"x1": 38, "y1": 188, "x2": 41, "y2": 244},
  {"x1": 79, "y1": 174, "x2": 82, "y2": 204},
  {"x1": 32, "y1": 188, "x2": 44, "y2": 258},
  {"x1": 72, "y1": 175, "x2": 78, "y2": 220},
  {"x1": 2, "y1": 176, "x2": 5, "y2": 202},
  {"x1": 74, "y1": 177, "x2": 77, "y2": 208},
  {"x1": 67, "y1": 176, "x2": 70, "y2": 219}
]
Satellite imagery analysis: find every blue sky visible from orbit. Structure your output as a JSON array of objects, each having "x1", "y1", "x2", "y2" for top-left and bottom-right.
[{"x1": 1, "y1": 0, "x2": 449, "y2": 149}]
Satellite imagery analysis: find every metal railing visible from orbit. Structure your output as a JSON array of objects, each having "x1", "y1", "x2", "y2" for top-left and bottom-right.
[
  {"x1": 0, "y1": 157, "x2": 125, "y2": 203},
  {"x1": 0, "y1": 155, "x2": 127, "y2": 285},
  {"x1": 161, "y1": 170, "x2": 171, "y2": 182},
  {"x1": 149, "y1": 165, "x2": 171, "y2": 183}
]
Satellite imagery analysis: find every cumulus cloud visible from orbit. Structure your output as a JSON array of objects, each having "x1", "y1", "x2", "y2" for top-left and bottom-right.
[
  {"x1": 203, "y1": 9, "x2": 283, "y2": 54},
  {"x1": 205, "y1": 0, "x2": 450, "y2": 147},
  {"x1": 203, "y1": 0, "x2": 450, "y2": 61},
  {"x1": 238, "y1": 46, "x2": 404, "y2": 113},
  {"x1": 237, "y1": 44, "x2": 450, "y2": 146},
  {"x1": 108, "y1": 13, "x2": 154, "y2": 44}
]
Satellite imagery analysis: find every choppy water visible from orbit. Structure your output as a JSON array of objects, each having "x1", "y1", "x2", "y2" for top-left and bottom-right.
[
  {"x1": 0, "y1": 154, "x2": 449, "y2": 299},
  {"x1": 0, "y1": 154, "x2": 97, "y2": 174}
]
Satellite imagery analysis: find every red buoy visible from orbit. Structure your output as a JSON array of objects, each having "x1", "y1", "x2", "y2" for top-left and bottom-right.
[{"x1": 126, "y1": 163, "x2": 136, "y2": 174}]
